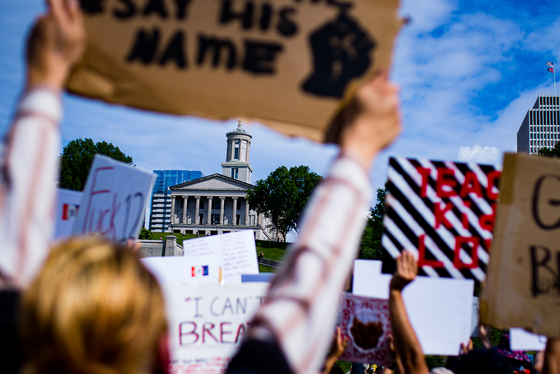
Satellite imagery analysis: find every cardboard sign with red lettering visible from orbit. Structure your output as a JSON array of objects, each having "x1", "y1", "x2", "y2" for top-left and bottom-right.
[
  {"x1": 71, "y1": 155, "x2": 155, "y2": 242},
  {"x1": 381, "y1": 157, "x2": 501, "y2": 281},
  {"x1": 337, "y1": 294, "x2": 392, "y2": 365},
  {"x1": 164, "y1": 283, "x2": 268, "y2": 374},
  {"x1": 68, "y1": 0, "x2": 401, "y2": 143}
]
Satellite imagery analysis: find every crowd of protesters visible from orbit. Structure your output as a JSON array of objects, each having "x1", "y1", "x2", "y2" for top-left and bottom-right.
[{"x1": 1, "y1": 2, "x2": 560, "y2": 374}]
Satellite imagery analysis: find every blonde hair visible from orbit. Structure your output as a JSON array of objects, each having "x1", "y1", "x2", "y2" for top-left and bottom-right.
[{"x1": 20, "y1": 238, "x2": 167, "y2": 374}]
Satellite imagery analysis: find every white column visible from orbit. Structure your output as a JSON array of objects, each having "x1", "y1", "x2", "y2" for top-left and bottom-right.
[
  {"x1": 232, "y1": 197, "x2": 238, "y2": 226},
  {"x1": 182, "y1": 196, "x2": 188, "y2": 224},
  {"x1": 195, "y1": 196, "x2": 200, "y2": 224},
  {"x1": 207, "y1": 196, "x2": 213, "y2": 224},
  {"x1": 258, "y1": 213, "x2": 263, "y2": 226},
  {"x1": 244, "y1": 200, "x2": 249, "y2": 226},
  {"x1": 220, "y1": 197, "x2": 225, "y2": 224},
  {"x1": 170, "y1": 196, "x2": 176, "y2": 224}
]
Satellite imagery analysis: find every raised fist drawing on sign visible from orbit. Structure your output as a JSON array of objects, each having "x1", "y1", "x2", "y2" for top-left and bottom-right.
[{"x1": 302, "y1": 11, "x2": 376, "y2": 98}]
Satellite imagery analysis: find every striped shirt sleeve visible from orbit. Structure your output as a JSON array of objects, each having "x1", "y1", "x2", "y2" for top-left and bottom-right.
[
  {"x1": 248, "y1": 153, "x2": 372, "y2": 374},
  {"x1": 0, "y1": 88, "x2": 62, "y2": 288}
]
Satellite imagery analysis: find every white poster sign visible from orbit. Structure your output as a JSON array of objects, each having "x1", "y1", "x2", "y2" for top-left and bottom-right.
[
  {"x1": 142, "y1": 256, "x2": 221, "y2": 285},
  {"x1": 183, "y1": 231, "x2": 259, "y2": 284},
  {"x1": 72, "y1": 155, "x2": 155, "y2": 242},
  {"x1": 510, "y1": 328, "x2": 547, "y2": 352},
  {"x1": 164, "y1": 283, "x2": 268, "y2": 374},
  {"x1": 353, "y1": 260, "x2": 474, "y2": 355},
  {"x1": 54, "y1": 188, "x2": 83, "y2": 240}
]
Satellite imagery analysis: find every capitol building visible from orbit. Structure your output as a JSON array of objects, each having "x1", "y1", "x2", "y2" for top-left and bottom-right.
[{"x1": 149, "y1": 122, "x2": 275, "y2": 240}]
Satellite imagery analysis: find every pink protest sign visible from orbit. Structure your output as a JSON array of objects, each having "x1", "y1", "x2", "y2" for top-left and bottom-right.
[{"x1": 338, "y1": 294, "x2": 392, "y2": 365}]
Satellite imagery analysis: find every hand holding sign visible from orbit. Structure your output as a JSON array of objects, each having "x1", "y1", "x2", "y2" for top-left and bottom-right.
[{"x1": 27, "y1": 0, "x2": 85, "y2": 90}]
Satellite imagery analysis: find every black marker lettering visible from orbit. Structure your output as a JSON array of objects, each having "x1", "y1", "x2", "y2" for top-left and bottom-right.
[
  {"x1": 159, "y1": 31, "x2": 187, "y2": 68},
  {"x1": 126, "y1": 28, "x2": 160, "y2": 64},
  {"x1": 243, "y1": 40, "x2": 283, "y2": 74},
  {"x1": 197, "y1": 34, "x2": 237, "y2": 69},
  {"x1": 113, "y1": 0, "x2": 136, "y2": 19}
]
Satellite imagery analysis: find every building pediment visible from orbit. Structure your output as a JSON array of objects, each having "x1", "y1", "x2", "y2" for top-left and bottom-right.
[{"x1": 170, "y1": 174, "x2": 253, "y2": 191}]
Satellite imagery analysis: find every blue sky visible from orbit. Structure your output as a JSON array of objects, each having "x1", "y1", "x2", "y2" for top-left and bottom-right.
[{"x1": 0, "y1": 0, "x2": 559, "y2": 203}]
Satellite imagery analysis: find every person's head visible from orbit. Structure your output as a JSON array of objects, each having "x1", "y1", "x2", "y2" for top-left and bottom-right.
[
  {"x1": 20, "y1": 238, "x2": 168, "y2": 374},
  {"x1": 446, "y1": 348, "x2": 514, "y2": 374}
]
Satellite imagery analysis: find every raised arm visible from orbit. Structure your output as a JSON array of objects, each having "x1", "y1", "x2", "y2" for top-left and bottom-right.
[
  {"x1": 389, "y1": 252, "x2": 429, "y2": 374},
  {"x1": 0, "y1": 0, "x2": 84, "y2": 288},
  {"x1": 542, "y1": 338, "x2": 560, "y2": 374},
  {"x1": 227, "y1": 73, "x2": 401, "y2": 374}
]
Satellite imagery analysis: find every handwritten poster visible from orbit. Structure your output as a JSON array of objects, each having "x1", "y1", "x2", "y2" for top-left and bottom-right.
[
  {"x1": 71, "y1": 155, "x2": 155, "y2": 242},
  {"x1": 69, "y1": 0, "x2": 401, "y2": 142},
  {"x1": 337, "y1": 294, "x2": 392, "y2": 365},
  {"x1": 183, "y1": 230, "x2": 259, "y2": 284},
  {"x1": 164, "y1": 283, "x2": 268, "y2": 374},
  {"x1": 382, "y1": 157, "x2": 501, "y2": 281},
  {"x1": 481, "y1": 153, "x2": 560, "y2": 338}
]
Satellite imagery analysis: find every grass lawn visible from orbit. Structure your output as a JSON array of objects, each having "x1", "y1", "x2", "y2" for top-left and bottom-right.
[{"x1": 255, "y1": 239, "x2": 289, "y2": 273}]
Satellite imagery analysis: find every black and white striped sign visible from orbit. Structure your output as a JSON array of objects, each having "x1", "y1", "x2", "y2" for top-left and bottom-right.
[{"x1": 381, "y1": 157, "x2": 501, "y2": 281}]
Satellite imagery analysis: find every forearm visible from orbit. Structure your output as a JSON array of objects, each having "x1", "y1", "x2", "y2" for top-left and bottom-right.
[
  {"x1": 0, "y1": 88, "x2": 61, "y2": 287},
  {"x1": 542, "y1": 338, "x2": 560, "y2": 374},
  {"x1": 248, "y1": 153, "x2": 372, "y2": 374},
  {"x1": 389, "y1": 290, "x2": 428, "y2": 374}
]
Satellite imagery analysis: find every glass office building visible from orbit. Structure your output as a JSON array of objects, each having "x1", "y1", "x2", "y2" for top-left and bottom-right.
[
  {"x1": 517, "y1": 95, "x2": 560, "y2": 154},
  {"x1": 149, "y1": 170, "x2": 204, "y2": 232}
]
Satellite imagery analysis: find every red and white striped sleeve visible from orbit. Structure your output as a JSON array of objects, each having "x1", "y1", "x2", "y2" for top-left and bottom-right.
[
  {"x1": 0, "y1": 88, "x2": 62, "y2": 288},
  {"x1": 248, "y1": 153, "x2": 373, "y2": 374}
]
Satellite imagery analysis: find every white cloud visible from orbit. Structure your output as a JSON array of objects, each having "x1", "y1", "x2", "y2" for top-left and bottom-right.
[{"x1": 457, "y1": 145, "x2": 501, "y2": 165}]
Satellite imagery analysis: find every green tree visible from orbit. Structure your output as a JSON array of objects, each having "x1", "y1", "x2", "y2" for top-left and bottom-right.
[
  {"x1": 247, "y1": 165, "x2": 322, "y2": 241},
  {"x1": 359, "y1": 183, "x2": 387, "y2": 260},
  {"x1": 138, "y1": 227, "x2": 152, "y2": 240},
  {"x1": 538, "y1": 141, "x2": 560, "y2": 157},
  {"x1": 59, "y1": 138, "x2": 133, "y2": 191}
]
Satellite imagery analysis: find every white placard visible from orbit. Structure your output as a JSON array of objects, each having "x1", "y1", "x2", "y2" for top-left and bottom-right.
[
  {"x1": 510, "y1": 328, "x2": 547, "y2": 352},
  {"x1": 164, "y1": 283, "x2": 268, "y2": 374},
  {"x1": 54, "y1": 188, "x2": 83, "y2": 240},
  {"x1": 183, "y1": 231, "x2": 259, "y2": 284},
  {"x1": 353, "y1": 260, "x2": 474, "y2": 356},
  {"x1": 72, "y1": 155, "x2": 155, "y2": 242},
  {"x1": 141, "y1": 256, "x2": 220, "y2": 285}
]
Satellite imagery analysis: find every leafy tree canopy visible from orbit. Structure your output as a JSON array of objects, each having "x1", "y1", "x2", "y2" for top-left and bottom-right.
[
  {"x1": 247, "y1": 165, "x2": 322, "y2": 241},
  {"x1": 59, "y1": 138, "x2": 133, "y2": 191},
  {"x1": 538, "y1": 141, "x2": 560, "y2": 158},
  {"x1": 359, "y1": 183, "x2": 387, "y2": 260}
]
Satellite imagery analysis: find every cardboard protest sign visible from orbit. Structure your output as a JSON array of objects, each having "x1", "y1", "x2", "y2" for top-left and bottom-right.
[
  {"x1": 353, "y1": 259, "x2": 474, "y2": 355},
  {"x1": 69, "y1": 0, "x2": 401, "y2": 142},
  {"x1": 164, "y1": 283, "x2": 268, "y2": 374},
  {"x1": 183, "y1": 230, "x2": 259, "y2": 284},
  {"x1": 382, "y1": 157, "x2": 501, "y2": 281},
  {"x1": 71, "y1": 155, "x2": 155, "y2": 242},
  {"x1": 481, "y1": 153, "x2": 560, "y2": 338},
  {"x1": 141, "y1": 256, "x2": 221, "y2": 284},
  {"x1": 337, "y1": 293, "x2": 392, "y2": 365},
  {"x1": 54, "y1": 188, "x2": 83, "y2": 240}
]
